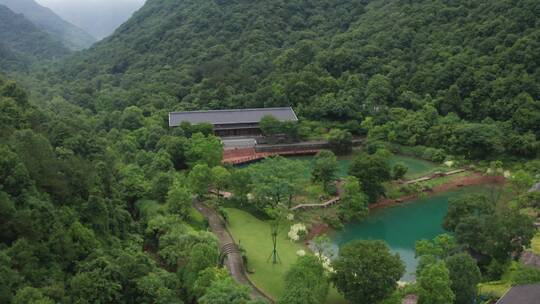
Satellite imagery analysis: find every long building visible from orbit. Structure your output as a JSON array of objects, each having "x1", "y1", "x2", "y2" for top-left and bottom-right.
[{"x1": 168, "y1": 107, "x2": 298, "y2": 137}]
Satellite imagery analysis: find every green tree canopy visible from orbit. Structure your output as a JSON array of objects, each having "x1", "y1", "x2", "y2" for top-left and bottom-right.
[
  {"x1": 349, "y1": 151, "x2": 392, "y2": 203},
  {"x1": 339, "y1": 176, "x2": 369, "y2": 221},
  {"x1": 278, "y1": 255, "x2": 329, "y2": 304},
  {"x1": 249, "y1": 156, "x2": 308, "y2": 209},
  {"x1": 445, "y1": 253, "x2": 481, "y2": 304},
  {"x1": 312, "y1": 150, "x2": 338, "y2": 193},
  {"x1": 331, "y1": 240, "x2": 405, "y2": 304},
  {"x1": 417, "y1": 262, "x2": 455, "y2": 304}
]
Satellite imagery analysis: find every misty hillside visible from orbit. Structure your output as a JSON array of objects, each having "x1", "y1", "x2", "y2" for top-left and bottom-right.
[
  {"x1": 36, "y1": 0, "x2": 146, "y2": 39},
  {"x1": 0, "y1": 4, "x2": 70, "y2": 71},
  {"x1": 0, "y1": 0, "x2": 96, "y2": 50}
]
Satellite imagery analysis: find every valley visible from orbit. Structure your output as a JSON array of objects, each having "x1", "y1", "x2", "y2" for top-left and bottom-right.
[{"x1": 0, "y1": 0, "x2": 539, "y2": 304}]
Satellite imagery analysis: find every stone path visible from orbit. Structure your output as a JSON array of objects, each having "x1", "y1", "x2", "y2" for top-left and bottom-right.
[
  {"x1": 193, "y1": 201, "x2": 271, "y2": 302},
  {"x1": 521, "y1": 250, "x2": 540, "y2": 269}
]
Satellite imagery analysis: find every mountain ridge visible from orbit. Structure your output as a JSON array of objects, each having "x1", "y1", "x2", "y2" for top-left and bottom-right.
[
  {"x1": 51, "y1": 0, "x2": 538, "y2": 123},
  {"x1": 0, "y1": 0, "x2": 96, "y2": 50},
  {"x1": 0, "y1": 4, "x2": 70, "y2": 71}
]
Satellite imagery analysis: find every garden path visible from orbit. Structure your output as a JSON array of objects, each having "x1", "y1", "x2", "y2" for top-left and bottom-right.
[{"x1": 193, "y1": 201, "x2": 272, "y2": 302}]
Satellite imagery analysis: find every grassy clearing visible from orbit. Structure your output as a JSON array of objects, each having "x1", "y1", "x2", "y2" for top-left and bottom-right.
[
  {"x1": 531, "y1": 231, "x2": 540, "y2": 255},
  {"x1": 225, "y1": 208, "x2": 347, "y2": 303},
  {"x1": 226, "y1": 208, "x2": 304, "y2": 298},
  {"x1": 478, "y1": 281, "x2": 511, "y2": 298}
]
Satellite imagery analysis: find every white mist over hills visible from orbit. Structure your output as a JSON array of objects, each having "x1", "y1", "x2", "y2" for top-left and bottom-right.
[{"x1": 36, "y1": 0, "x2": 146, "y2": 39}]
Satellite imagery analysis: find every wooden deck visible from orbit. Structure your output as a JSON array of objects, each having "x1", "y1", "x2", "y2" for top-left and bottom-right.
[
  {"x1": 223, "y1": 149, "x2": 320, "y2": 165},
  {"x1": 402, "y1": 169, "x2": 466, "y2": 185},
  {"x1": 290, "y1": 196, "x2": 340, "y2": 211}
]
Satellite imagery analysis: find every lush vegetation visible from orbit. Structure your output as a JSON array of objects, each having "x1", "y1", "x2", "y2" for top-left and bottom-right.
[
  {"x1": 22, "y1": 0, "x2": 537, "y2": 161},
  {"x1": 1, "y1": 0, "x2": 540, "y2": 303},
  {"x1": 0, "y1": 76, "x2": 270, "y2": 303}
]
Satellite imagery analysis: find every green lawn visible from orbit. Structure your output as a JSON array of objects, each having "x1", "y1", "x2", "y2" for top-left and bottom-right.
[
  {"x1": 478, "y1": 281, "x2": 511, "y2": 298},
  {"x1": 226, "y1": 208, "x2": 347, "y2": 303},
  {"x1": 531, "y1": 232, "x2": 540, "y2": 255}
]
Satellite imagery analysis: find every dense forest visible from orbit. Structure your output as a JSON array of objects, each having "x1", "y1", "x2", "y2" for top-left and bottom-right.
[
  {"x1": 1, "y1": 0, "x2": 540, "y2": 303},
  {"x1": 29, "y1": 0, "x2": 537, "y2": 159}
]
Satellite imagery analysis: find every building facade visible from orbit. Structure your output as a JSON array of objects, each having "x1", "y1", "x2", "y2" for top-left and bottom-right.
[{"x1": 168, "y1": 107, "x2": 298, "y2": 138}]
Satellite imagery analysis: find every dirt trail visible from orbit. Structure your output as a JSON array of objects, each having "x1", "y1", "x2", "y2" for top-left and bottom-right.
[
  {"x1": 370, "y1": 172, "x2": 504, "y2": 210},
  {"x1": 193, "y1": 201, "x2": 272, "y2": 302}
]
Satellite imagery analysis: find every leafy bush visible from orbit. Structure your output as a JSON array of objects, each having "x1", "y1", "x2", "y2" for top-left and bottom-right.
[
  {"x1": 509, "y1": 264, "x2": 540, "y2": 285},
  {"x1": 322, "y1": 214, "x2": 344, "y2": 230}
]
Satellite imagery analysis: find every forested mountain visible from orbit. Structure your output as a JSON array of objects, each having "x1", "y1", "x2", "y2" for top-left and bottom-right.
[
  {"x1": 0, "y1": 0, "x2": 96, "y2": 50},
  {"x1": 1, "y1": 0, "x2": 540, "y2": 303},
  {"x1": 42, "y1": 0, "x2": 539, "y2": 161},
  {"x1": 54, "y1": 0, "x2": 538, "y2": 120},
  {"x1": 0, "y1": 4, "x2": 70, "y2": 71}
]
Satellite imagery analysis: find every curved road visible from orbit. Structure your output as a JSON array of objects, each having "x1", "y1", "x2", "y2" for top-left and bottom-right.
[{"x1": 194, "y1": 202, "x2": 271, "y2": 302}]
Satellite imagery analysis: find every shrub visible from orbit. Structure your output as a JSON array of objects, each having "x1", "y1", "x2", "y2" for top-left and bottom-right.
[
  {"x1": 510, "y1": 264, "x2": 540, "y2": 285},
  {"x1": 322, "y1": 214, "x2": 344, "y2": 229}
]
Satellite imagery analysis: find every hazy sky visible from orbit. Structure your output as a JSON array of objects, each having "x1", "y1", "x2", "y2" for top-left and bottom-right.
[
  {"x1": 35, "y1": 0, "x2": 146, "y2": 39},
  {"x1": 37, "y1": 0, "x2": 145, "y2": 6}
]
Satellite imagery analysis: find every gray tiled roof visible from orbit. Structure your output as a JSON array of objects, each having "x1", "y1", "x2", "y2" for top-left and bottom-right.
[
  {"x1": 169, "y1": 107, "x2": 298, "y2": 127},
  {"x1": 497, "y1": 283, "x2": 540, "y2": 304}
]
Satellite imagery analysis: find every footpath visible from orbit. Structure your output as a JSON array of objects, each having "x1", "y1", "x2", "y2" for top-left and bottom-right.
[{"x1": 193, "y1": 201, "x2": 273, "y2": 302}]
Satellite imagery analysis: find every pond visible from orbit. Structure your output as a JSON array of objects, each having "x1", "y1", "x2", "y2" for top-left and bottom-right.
[
  {"x1": 329, "y1": 186, "x2": 487, "y2": 281},
  {"x1": 287, "y1": 154, "x2": 441, "y2": 179}
]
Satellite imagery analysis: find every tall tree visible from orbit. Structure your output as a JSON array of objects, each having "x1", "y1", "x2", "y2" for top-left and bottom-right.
[
  {"x1": 198, "y1": 277, "x2": 256, "y2": 304},
  {"x1": 339, "y1": 176, "x2": 369, "y2": 221},
  {"x1": 445, "y1": 253, "x2": 481, "y2": 304},
  {"x1": 249, "y1": 157, "x2": 308, "y2": 208},
  {"x1": 166, "y1": 185, "x2": 192, "y2": 220},
  {"x1": 278, "y1": 256, "x2": 329, "y2": 304},
  {"x1": 189, "y1": 164, "x2": 212, "y2": 198},
  {"x1": 311, "y1": 150, "x2": 338, "y2": 193},
  {"x1": 348, "y1": 151, "x2": 392, "y2": 203},
  {"x1": 211, "y1": 166, "x2": 231, "y2": 200},
  {"x1": 331, "y1": 240, "x2": 404, "y2": 304},
  {"x1": 417, "y1": 262, "x2": 455, "y2": 304},
  {"x1": 186, "y1": 133, "x2": 223, "y2": 168}
]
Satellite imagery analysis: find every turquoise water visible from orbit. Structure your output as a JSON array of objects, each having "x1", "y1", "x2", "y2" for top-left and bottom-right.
[
  {"x1": 388, "y1": 155, "x2": 443, "y2": 179},
  {"x1": 330, "y1": 187, "x2": 486, "y2": 281},
  {"x1": 285, "y1": 155, "x2": 353, "y2": 177}
]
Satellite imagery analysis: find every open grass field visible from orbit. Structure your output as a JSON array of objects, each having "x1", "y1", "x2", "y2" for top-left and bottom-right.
[
  {"x1": 225, "y1": 208, "x2": 347, "y2": 303},
  {"x1": 225, "y1": 208, "x2": 304, "y2": 298}
]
